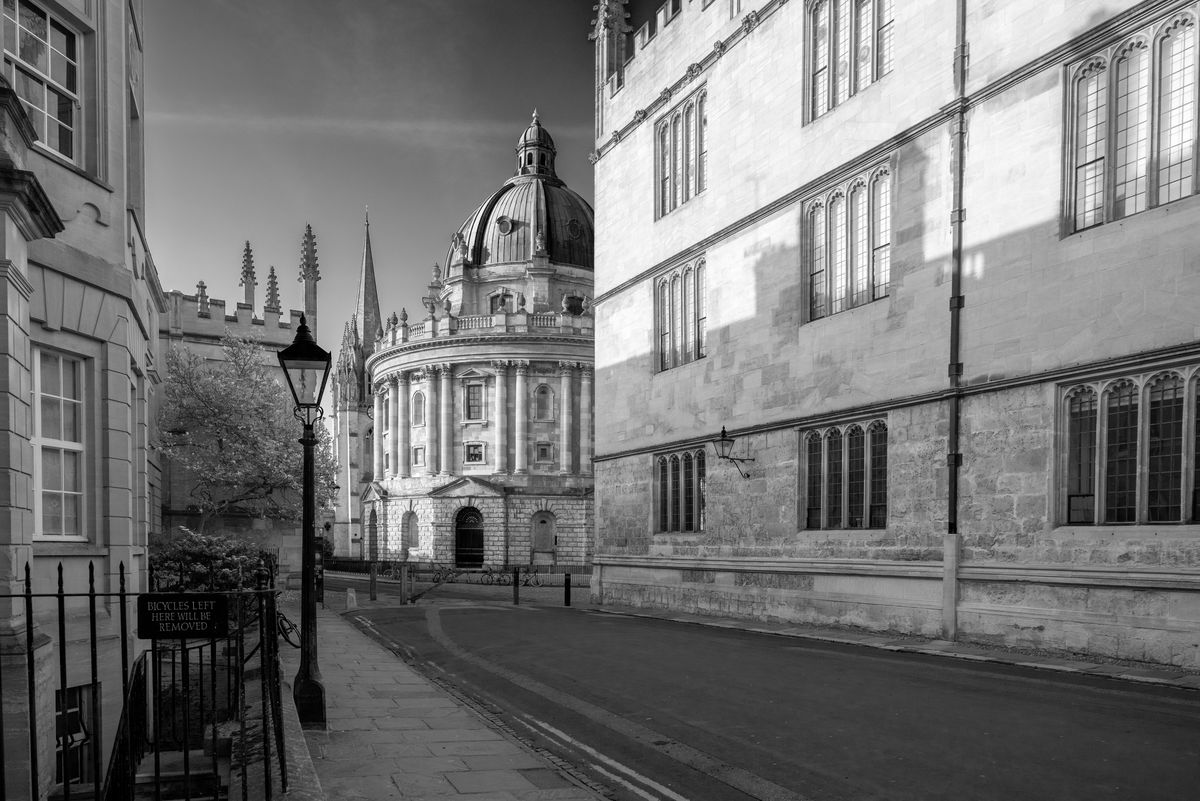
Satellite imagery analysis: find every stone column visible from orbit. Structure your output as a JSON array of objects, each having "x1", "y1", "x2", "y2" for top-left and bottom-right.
[
  {"x1": 514, "y1": 361, "x2": 529, "y2": 474},
  {"x1": 559, "y1": 362, "x2": 574, "y2": 474},
  {"x1": 397, "y1": 372, "x2": 410, "y2": 477},
  {"x1": 425, "y1": 368, "x2": 439, "y2": 475},
  {"x1": 387, "y1": 375, "x2": 400, "y2": 477},
  {"x1": 580, "y1": 365, "x2": 593, "y2": 475},
  {"x1": 439, "y1": 364, "x2": 453, "y2": 475},
  {"x1": 372, "y1": 386, "x2": 384, "y2": 480},
  {"x1": 492, "y1": 360, "x2": 508, "y2": 473}
]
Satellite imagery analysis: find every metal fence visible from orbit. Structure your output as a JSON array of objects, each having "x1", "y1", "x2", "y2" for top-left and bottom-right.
[
  {"x1": 0, "y1": 561, "x2": 290, "y2": 801},
  {"x1": 325, "y1": 557, "x2": 592, "y2": 587}
]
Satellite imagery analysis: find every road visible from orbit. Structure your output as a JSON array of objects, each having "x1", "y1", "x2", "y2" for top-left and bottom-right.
[{"x1": 325, "y1": 576, "x2": 1200, "y2": 801}]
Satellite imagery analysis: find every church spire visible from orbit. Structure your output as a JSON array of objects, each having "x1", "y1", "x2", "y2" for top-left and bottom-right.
[
  {"x1": 354, "y1": 207, "x2": 383, "y2": 351},
  {"x1": 240, "y1": 241, "x2": 257, "y2": 309}
]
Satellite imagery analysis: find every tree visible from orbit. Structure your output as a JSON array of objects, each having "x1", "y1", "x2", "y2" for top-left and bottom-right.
[
  {"x1": 150, "y1": 527, "x2": 271, "y2": 591},
  {"x1": 158, "y1": 332, "x2": 337, "y2": 531}
]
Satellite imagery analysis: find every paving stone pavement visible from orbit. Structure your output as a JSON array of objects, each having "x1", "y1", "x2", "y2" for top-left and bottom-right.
[{"x1": 276, "y1": 600, "x2": 603, "y2": 801}]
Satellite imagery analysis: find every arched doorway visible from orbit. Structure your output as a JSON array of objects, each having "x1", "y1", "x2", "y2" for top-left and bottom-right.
[
  {"x1": 367, "y1": 508, "x2": 379, "y2": 562},
  {"x1": 401, "y1": 511, "x2": 419, "y2": 559},
  {"x1": 531, "y1": 511, "x2": 556, "y2": 565},
  {"x1": 454, "y1": 507, "x2": 484, "y2": 568}
]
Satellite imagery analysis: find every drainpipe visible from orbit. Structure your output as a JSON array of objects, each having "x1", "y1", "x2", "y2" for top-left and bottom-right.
[{"x1": 943, "y1": 0, "x2": 969, "y2": 640}]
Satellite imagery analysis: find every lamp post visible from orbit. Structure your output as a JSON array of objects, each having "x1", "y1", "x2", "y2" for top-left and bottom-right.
[{"x1": 277, "y1": 314, "x2": 331, "y2": 729}]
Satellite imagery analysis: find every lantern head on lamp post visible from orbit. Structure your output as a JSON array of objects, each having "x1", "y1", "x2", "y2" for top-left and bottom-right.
[
  {"x1": 713, "y1": 426, "x2": 754, "y2": 479},
  {"x1": 277, "y1": 314, "x2": 331, "y2": 729}
]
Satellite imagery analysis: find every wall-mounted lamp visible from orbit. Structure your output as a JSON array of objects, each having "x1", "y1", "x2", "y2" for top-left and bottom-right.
[{"x1": 713, "y1": 426, "x2": 754, "y2": 479}]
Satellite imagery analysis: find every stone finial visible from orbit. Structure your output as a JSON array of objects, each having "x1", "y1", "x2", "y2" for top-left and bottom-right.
[
  {"x1": 240, "y1": 241, "x2": 257, "y2": 309},
  {"x1": 388, "y1": 311, "x2": 398, "y2": 329},
  {"x1": 431, "y1": 262, "x2": 442, "y2": 284},
  {"x1": 400, "y1": 307, "x2": 408, "y2": 324},
  {"x1": 561, "y1": 293, "x2": 570, "y2": 312},
  {"x1": 517, "y1": 292, "x2": 527, "y2": 312},
  {"x1": 265, "y1": 266, "x2": 281, "y2": 312},
  {"x1": 299, "y1": 223, "x2": 320, "y2": 282}
]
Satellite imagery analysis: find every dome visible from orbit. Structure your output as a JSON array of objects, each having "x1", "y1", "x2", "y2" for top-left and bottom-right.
[{"x1": 446, "y1": 113, "x2": 593, "y2": 271}]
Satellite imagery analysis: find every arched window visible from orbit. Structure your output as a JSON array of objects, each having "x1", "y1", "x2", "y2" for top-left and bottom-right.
[
  {"x1": 682, "y1": 268, "x2": 694, "y2": 365},
  {"x1": 825, "y1": 429, "x2": 843, "y2": 528},
  {"x1": 1148, "y1": 374, "x2": 1185, "y2": 521},
  {"x1": 1105, "y1": 381, "x2": 1139, "y2": 523},
  {"x1": 846, "y1": 425, "x2": 866, "y2": 528},
  {"x1": 411, "y1": 391, "x2": 425, "y2": 426},
  {"x1": 656, "y1": 86, "x2": 708, "y2": 218},
  {"x1": 658, "y1": 280, "x2": 671, "y2": 371},
  {"x1": 850, "y1": 183, "x2": 869, "y2": 307},
  {"x1": 805, "y1": 433, "x2": 822, "y2": 528},
  {"x1": 829, "y1": 194, "x2": 848, "y2": 314},
  {"x1": 671, "y1": 273, "x2": 682, "y2": 365},
  {"x1": 810, "y1": 0, "x2": 893, "y2": 119},
  {"x1": 696, "y1": 450, "x2": 706, "y2": 531},
  {"x1": 656, "y1": 450, "x2": 706, "y2": 533},
  {"x1": 1067, "y1": 387, "x2": 1098, "y2": 523},
  {"x1": 656, "y1": 259, "x2": 707, "y2": 371},
  {"x1": 871, "y1": 170, "x2": 891, "y2": 298},
  {"x1": 808, "y1": 205, "x2": 827, "y2": 320},
  {"x1": 682, "y1": 452, "x2": 695, "y2": 531},
  {"x1": 868, "y1": 421, "x2": 888, "y2": 528},
  {"x1": 535, "y1": 384, "x2": 553, "y2": 420},
  {"x1": 669, "y1": 455, "x2": 681, "y2": 532},
  {"x1": 402, "y1": 511, "x2": 419, "y2": 558},
  {"x1": 806, "y1": 166, "x2": 891, "y2": 321},
  {"x1": 1069, "y1": 13, "x2": 1199, "y2": 231},
  {"x1": 658, "y1": 457, "x2": 669, "y2": 532}
]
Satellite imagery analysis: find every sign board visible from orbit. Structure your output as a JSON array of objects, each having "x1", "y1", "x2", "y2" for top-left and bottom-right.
[{"x1": 137, "y1": 593, "x2": 229, "y2": 639}]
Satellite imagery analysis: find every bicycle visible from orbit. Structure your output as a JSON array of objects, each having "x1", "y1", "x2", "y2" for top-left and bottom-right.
[
  {"x1": 519, "y1": 566, "x2": 543, "y2": 587},
  {"x1": 276, "y1": 610, "x2": 300, "y2": 648},
  {"x1": 432, "y1": 564, "x2": 462, "y2": 584},
  {"x1": 481, "y1": 564, "x2": 512, "y2": 585}
]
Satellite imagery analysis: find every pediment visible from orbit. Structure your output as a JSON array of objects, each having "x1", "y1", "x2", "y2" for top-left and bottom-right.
[
  {"x1": 457, "y1": 367, "x2": 491, "y2": 379},
  {"x1": 361, "y1": 482, "x2": 388, "y2": 503},
  {"x1": 428, "y1": 476, "x2": 505, "y2": 498}
]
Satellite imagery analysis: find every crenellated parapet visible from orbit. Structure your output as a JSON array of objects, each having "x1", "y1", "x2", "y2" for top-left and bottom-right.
[{"x1": 162, "y1": 282, "x2": 304, "y2": 349}]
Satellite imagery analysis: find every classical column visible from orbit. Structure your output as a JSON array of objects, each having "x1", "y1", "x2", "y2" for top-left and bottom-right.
[
  {"x1": 492, "y1": 360, "x2": 508, "y2": 473},
  {"x1": 387, "y1": 374, "x2": 401, "y2": 477},
  {"x1": 439, "y1": 363, "x2": 453, "y2": 475},
  {"x1": 559, "y1": 362, "x2": 575, "y2": 474},
  {"x1": 580, "y1": 365, "x2": 593, "y2": 475},
  {"x1": 426, "y1": 368, "x2": 439, "y2": 475},
  {"x1": 397, "y1": 372, "x2": 411, "y2": 477},
  {"x1": 372, "y1": 385, "x2": 384, "y2": 480},
  {"x1": 514, "y1": 361, "x2": 529, "y2": 474}
]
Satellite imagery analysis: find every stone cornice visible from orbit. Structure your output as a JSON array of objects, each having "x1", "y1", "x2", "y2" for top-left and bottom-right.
[
  {"x1": 366, "y1": 334, "x2": 593, "y2": 372},
  {"x1": 0, "y1": 167, "x2": 64, "y2": 241},
  {"x1": 0, "y1": 259, "x2": 34, "y2": 299}
]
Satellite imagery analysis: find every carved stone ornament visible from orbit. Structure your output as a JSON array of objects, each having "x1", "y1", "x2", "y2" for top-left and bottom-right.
[
  {"x1": 400, "y1": 307, "x2": 408, "y2": 323},
  {"x1": 686, "y1": 63, "x2": 702, "y2": 82},
  {"x1": 742, "y1": 11, "x2": 760, "y2": 33},
  {"x1": 713, "y1": 40, "x2": 727, "y2": 56},
  {"x1": 517, "y1": 292, "x2": 527, "y2": 311},
  {"x1": 610, "y1": 130, "x2": 621, "y2": 145},
  {"x1": 659, "y1": 87, "x2": 672, "y2": 104},
  {"x1": 633, "y1": 108, "x2": 647, "y2": 123},
  {"x1": 587, "y1": 150, "x2": 601, "y2": 164}
]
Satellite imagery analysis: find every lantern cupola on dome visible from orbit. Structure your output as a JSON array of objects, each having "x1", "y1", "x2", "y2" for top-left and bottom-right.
[{"x1": 516, "y1": 109, "x2": 556, "y2": 177}]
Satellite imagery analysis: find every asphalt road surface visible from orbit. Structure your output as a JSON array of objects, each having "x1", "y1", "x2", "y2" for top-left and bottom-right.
[{"x1": 326, "y1": 576, "x2": 1200, "y2": 801}]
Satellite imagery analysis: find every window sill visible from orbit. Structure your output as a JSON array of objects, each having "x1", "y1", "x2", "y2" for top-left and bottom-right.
[
  {"x1": 33, "y1": 540, "x2": 101, "y2": 556},
  {"x1": 1050, "y1": 523, "x2": 1200, "y2": 536},
  {"x1": 31, "y1": 142, "x2": 114, "y2": 193}
]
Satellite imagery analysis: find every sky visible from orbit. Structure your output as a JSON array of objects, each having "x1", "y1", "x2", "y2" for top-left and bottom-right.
[{"x1": 145, "y1": 0, "x2": 598, "y2": 357}]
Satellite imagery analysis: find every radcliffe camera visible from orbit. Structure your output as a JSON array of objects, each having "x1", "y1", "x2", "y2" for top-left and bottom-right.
[{"x1": 1, "y1": 2, "x2": 1198, "y2": 800}]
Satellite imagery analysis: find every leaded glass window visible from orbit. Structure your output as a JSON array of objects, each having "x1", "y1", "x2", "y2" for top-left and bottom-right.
[{"x1": 807, "y1": 166, "x2": 892, "y2": 321}]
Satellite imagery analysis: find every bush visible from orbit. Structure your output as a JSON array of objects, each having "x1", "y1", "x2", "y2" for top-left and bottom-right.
[{"x1": 150, "y1": 527, "x2": 272, "y2": 591}]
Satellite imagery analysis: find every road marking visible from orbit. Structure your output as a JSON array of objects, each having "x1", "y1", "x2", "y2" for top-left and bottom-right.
[
  {"x1": 524, "y1": 715, "x2": 692, "y2": 801},
  {"x1": 423, "y1": 607, "x2": 811, "y2": 801},
  {"x1": 589, "y1": 762, "x2": 662, "y2": 801}
]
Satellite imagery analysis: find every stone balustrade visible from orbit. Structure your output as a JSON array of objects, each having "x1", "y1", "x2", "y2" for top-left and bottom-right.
[{"x1": 376, "y1": 310, "x2": 593, "y2": 350}]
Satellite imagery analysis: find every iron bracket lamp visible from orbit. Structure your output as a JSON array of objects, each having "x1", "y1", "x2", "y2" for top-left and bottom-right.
[
  {"x1": 278, "y1": 314, "x2": 332, "y2": 729},
  {"x1": 713, "y1": 426, "x2": 754, "y2": 479}
]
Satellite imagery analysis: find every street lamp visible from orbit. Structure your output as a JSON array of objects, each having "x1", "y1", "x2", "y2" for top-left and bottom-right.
[
  {"x1": 713, "y1": 426, "x2": 754, "y2": 479},
  {"x1": 278, "y1": 314, "x2": 331, "y2": 729}
]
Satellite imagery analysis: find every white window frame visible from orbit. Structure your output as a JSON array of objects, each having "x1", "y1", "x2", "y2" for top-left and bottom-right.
[
  {"x1": 2, "y1": 0, "x2": 81, "y2": 162},
  {"x1": 463, "y1": 382, "x2": 486, "y2": 422},
  {"x1": 33, "y1": 349, "x2": 86, "y2": 541}
]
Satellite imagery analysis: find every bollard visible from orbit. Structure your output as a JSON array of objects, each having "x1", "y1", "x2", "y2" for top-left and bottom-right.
[
  {"x1": 564, "y1": 572, "x2": 571, "y2": 607},
  {"x1": 346, "y1": 587, "x2": 358, "y2": 610},
  {"x1": 512, "y1": 568, "x2": 520, "y2": 605},
  {"x1": 401, "y1": 563, "x2": 409, "y2": 604},
  {"x1": 369, "y1": 561, "x2": 378, "y2": 601}
]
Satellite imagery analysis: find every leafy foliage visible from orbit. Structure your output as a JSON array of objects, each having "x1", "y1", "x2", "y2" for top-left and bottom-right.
[
  {"x1": 158, "y1": 332, "x2": 337, "y2": 530},
  {"x1": 150, "y1": 527, "x2": 271, "y2": 591}
]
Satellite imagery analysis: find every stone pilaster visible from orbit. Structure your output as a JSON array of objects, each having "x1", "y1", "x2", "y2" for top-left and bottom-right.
[
  {"x1": 372, "y1": 386, "x2": 384, "y2": 480},
  {"x1": 514, "y1": 361, "x2": 529, "y2": 474},
  {"x1": 397, "y1": 372, "x2": 410, "y2": 477},
  {"x1": 492, "y1": 360, "x2": 508, "y2": 474},
  {"x1": 425, "y1": 369, "x2": 439, "y2": 475},
  {"x1": 559, "y1": 362, "x2": 575, "y2": 474},
  {"x1": 387, "y1": 375, "x2": 400, "y2": 477},
  {"x1": 439, "y1": 364, "x2": 453, "y2": 475},
  {"x1": 580, "y1": 365, "x2": 593, "y2": 475}
]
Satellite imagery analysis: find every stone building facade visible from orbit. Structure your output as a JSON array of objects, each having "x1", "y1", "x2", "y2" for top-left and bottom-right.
[
  {"x1": 591, "y1": 0, "x2": 1200, "y2": 667},
  {"x1": 333, "y1": 114, "x2": 595, "y2": 568},
  {"x1": 0, "y1": 1, "x2": 164, "y2": 795}
]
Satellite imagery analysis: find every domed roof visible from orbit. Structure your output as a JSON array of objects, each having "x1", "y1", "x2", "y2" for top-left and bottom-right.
[{"x1": 446, "y1": 113, "x2": 593, "y2": 271}]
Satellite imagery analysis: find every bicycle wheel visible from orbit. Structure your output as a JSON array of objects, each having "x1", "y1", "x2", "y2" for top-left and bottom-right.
[
  {"x1": 530, "y1": 571, "x2": 542, "y2": 587},
  {"x1": 276, "y1": 612, "x2": 300, "y2": 648}
]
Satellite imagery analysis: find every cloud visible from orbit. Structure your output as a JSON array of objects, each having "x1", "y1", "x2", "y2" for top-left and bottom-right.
[{"x1": 145, "y1": 110, "x2": 593, "y2": 148}]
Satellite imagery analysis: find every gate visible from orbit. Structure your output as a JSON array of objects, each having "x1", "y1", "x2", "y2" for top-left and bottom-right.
[
  {"x1": 454, "y1": 507, "x2": 485, "y2": 568},
  {"x1": 0, "y1": 561, "x2": 290, "y2": 801}
]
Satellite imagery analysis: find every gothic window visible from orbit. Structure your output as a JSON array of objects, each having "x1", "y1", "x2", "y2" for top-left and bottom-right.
[
  {"x1": 656, "y1": 87, "x2": 708, "y2": 218},
  {"x1": 534, "y1": 384, "x2": 553, "y2": 420},
  {"x1": 34, "y1": 350, "x2": 85, "y2": 539},
  {"x1": 1070, "y1": 12, "x2": 1198, "y2": 231},
  {"x1": 1063, "y1": 368, "x2": 1200, "y2": 524},
  {"x1": 3, "y1": 0, "x2": 79, "y2": 161},
  {"x1": 803, "y1": 420, "x2": 888, "y2": 530},
  {"x1": 807, "y1": 166, "x2": 892, "y2": 321},
  {"x1": 655, "y1": 258, "x2": 707, "y2": 372},
  {"x1": 809, "y1": 0, "x2": 894, "y2": 120},
  {"x1": 411, "y1": 391, "x2": 425, "y2": 427},
  {"x1": 655, "y1": 449, "x2": 706, "y2": 532}
]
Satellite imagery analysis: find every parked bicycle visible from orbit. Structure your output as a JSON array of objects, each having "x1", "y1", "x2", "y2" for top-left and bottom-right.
[
  {"x1": 432, "y1": 563, "x2": 462, "y2": 584},
  {"x1": 519, "y1": 566, "x2": 543, "y2": 587},
  {"x1": 480, "y1": 564, "x2": 512, "y2": 585},
  {"x1": 276, "y1": 610, "x2": 300, "y2": 648}
]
